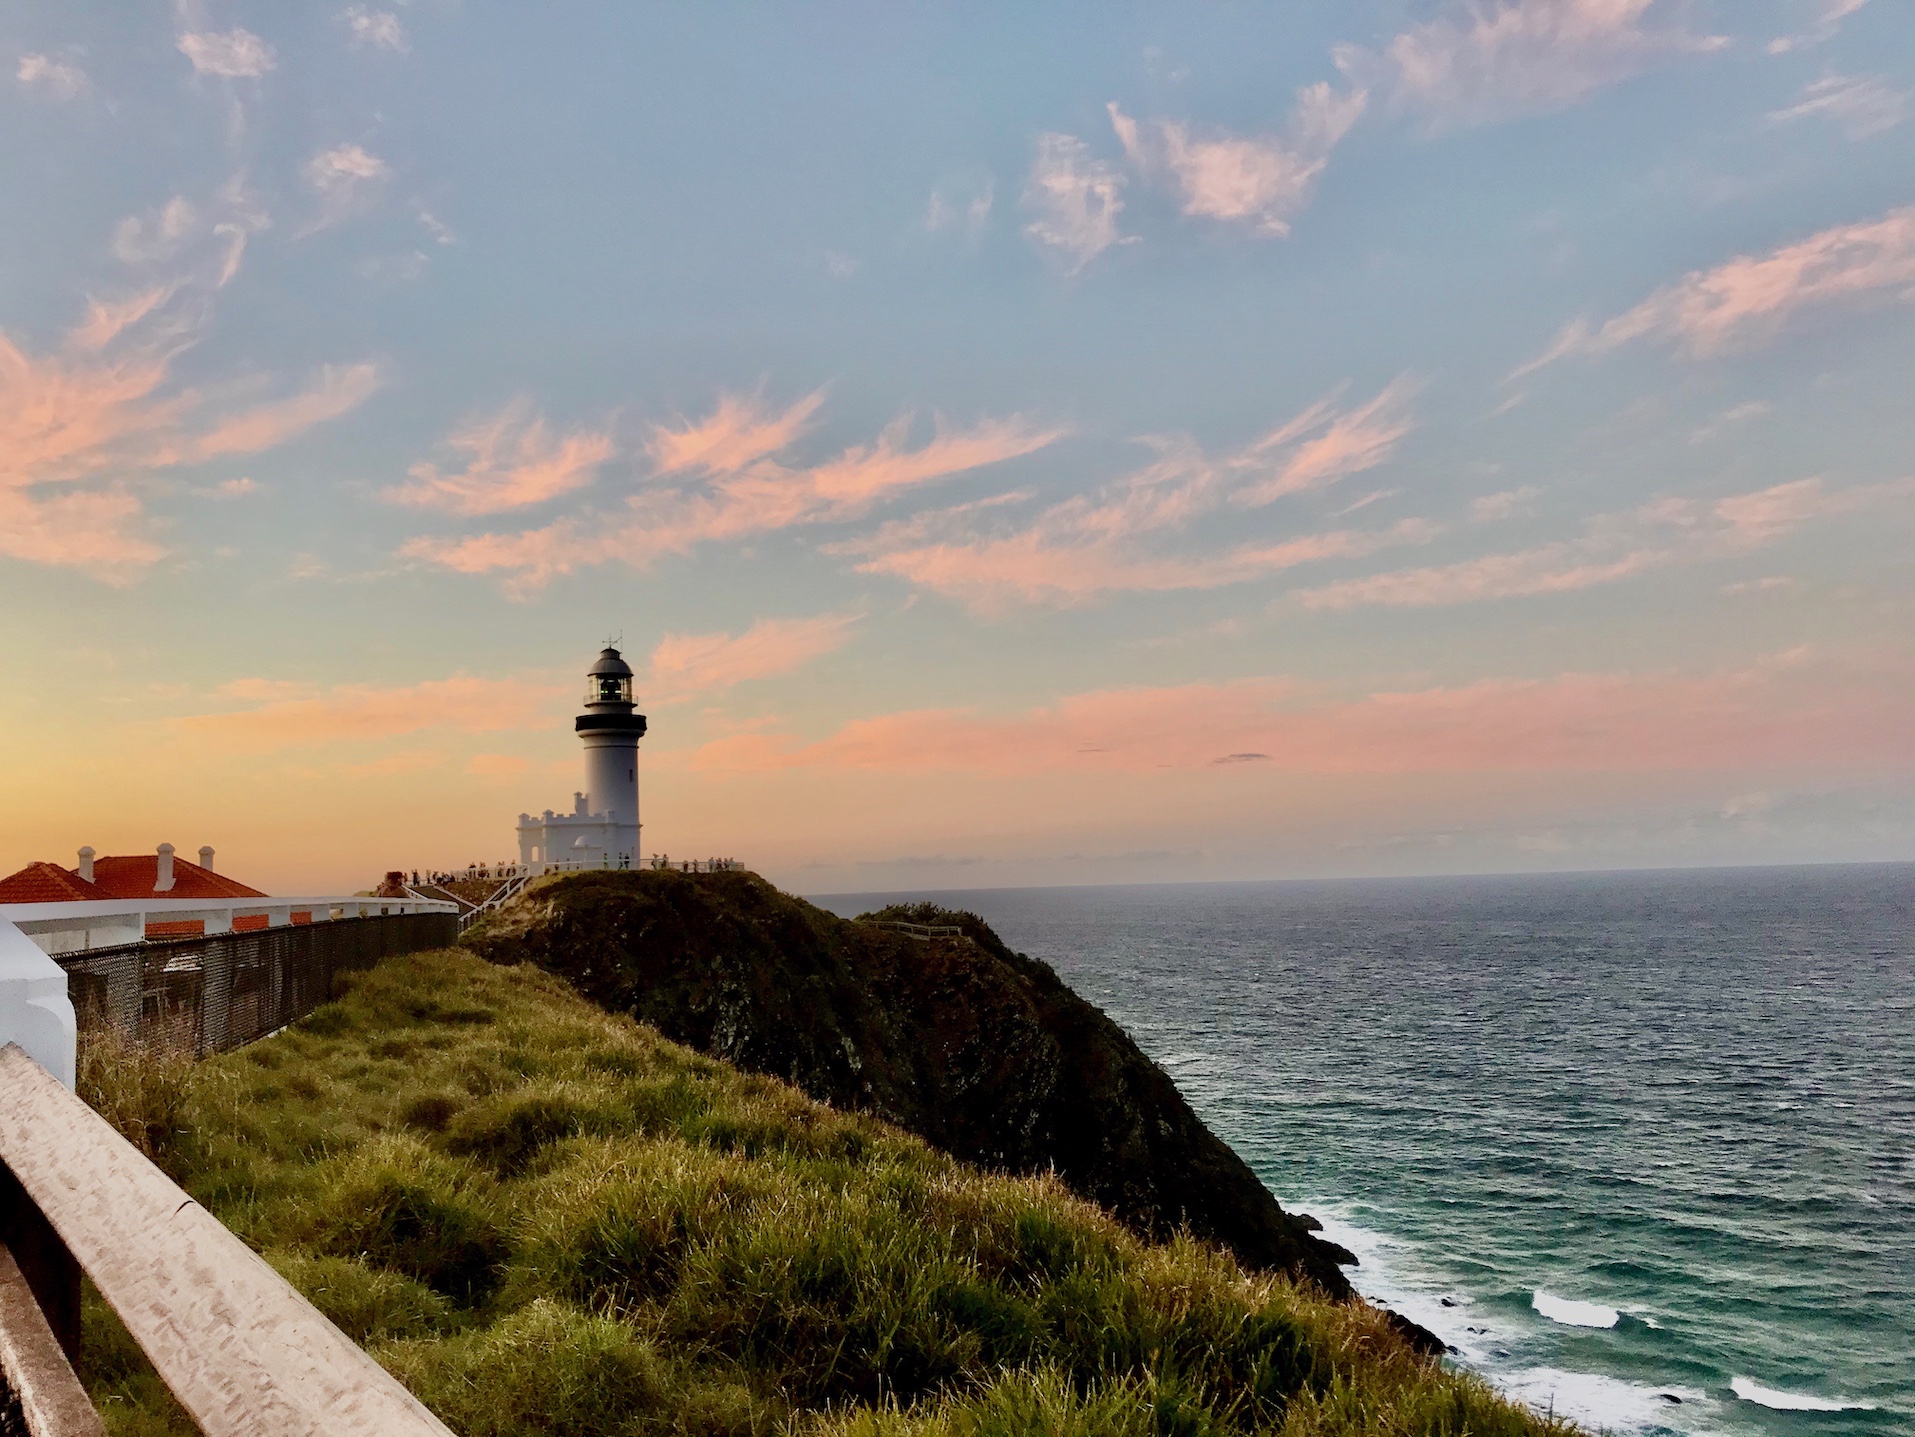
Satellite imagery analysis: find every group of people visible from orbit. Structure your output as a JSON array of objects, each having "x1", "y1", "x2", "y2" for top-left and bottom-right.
[
  {"x1": 649, "y1": 856, "x2": 745, "y2": 874},
  {"x1": 414, "y1": 864, "x2": 524, "y2": 886}
]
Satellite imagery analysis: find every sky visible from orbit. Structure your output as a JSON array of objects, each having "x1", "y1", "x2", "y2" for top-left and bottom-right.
[{"x1": 2, "y1": 0, "x2": 1913, "y2": 896}]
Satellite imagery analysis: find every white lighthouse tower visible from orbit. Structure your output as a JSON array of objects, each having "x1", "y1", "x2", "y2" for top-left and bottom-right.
[{"x1": 516, "y1": 646, "x2": 648, "y2": 872}]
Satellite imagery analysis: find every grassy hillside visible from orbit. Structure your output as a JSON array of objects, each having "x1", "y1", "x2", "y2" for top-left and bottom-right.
[
  {"x1": 78, "y1": 948, "x2": 1572, "y2": 1437},
  {"x1": 465, "y1": 870, "x2": 1354, "y2": 1295}
]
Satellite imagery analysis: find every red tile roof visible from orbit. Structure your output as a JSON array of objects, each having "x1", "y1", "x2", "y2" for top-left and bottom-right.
[
  {"x1": 88, "y1": 856, "x2": 267, "y2": 900},
  {"x1": 0, "y1": 861, "x2": 112, "y2": 903}
]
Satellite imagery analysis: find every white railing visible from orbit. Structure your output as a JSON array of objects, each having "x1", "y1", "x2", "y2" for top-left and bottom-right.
[{"x1": 0, "y1": 895, "x2": 459, "y2": 960}]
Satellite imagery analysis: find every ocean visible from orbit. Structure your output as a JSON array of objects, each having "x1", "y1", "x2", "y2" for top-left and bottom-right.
[{"x1": 811, "y1": 864, "x2": 1914, "y2": 1437}]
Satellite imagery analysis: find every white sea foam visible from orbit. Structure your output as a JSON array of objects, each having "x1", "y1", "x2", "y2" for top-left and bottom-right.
[
  {"x1": 1731, "y1": 1376, "x2": 1876, "y2": 1412},
  {"x1": 1302, "y1": 1206, "x2": 1719, "y2": 1435},
  {"x1": 1533, "y1": 1290, "x2": 1620, "y2": 1328},
  {"x1": 1504, "y1": 1368, "x2": 1712, "y2": 1432},
  {"x1": 1302, "y1": 1209, "x2": 1485, "y2": 1353}
]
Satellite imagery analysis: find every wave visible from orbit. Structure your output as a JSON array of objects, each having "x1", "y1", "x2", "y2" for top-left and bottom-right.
[
  {"x1": 1504, "y1": 1368, "x2": 1711, "y2": 1432},
  {"x1": 1532, "y1": 1290, "x2": 1620, "y2": 1328},
  {"x1": 1302, "y1": 1208, "x2": 1731, "y2": 1434},
  {"x1": 1731, "y1": 1377, "x2": 1876, "y2": 1412}
]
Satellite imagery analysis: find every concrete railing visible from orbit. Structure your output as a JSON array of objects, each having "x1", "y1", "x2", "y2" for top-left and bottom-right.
[
  {"x1": 0, "y1": 921, "x2": 455, "y2": 1433},
  {"x1": 0, "y1": 1042, "x2": 453, "y2": 1436}
]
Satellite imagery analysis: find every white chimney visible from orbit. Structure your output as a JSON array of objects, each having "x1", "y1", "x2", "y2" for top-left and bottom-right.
[
  {"x1": 155, "y1": 843, "x2": 176, "y2": 893},
  {"x1": 198, "y1": 845, "x2": 215, "y2": 872},
  {"x1": 77, "y1": 846, "x2": 94, "y2": 882}
]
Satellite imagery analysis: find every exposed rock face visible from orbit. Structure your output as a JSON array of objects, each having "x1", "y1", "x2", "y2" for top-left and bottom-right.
[{"x1": 466, "y1": 870, "x2": 1356, "y2": 1297}]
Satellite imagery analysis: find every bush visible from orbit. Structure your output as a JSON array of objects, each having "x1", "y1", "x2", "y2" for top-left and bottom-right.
[{"x1": 76, "y1": 1025, "x2": 200, "y2": 1177}]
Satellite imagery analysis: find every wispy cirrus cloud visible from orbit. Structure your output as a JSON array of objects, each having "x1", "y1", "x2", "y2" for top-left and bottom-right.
[
  {"x1": 16, "y1": 53, "x2": 87, "y2": 100},
  {"x1": 647, "y1": 389, "x2": 824, "y2": 475},
  {"x1": 177, "y1": 27, "x2": 276, "y2": 79},
  {"x1": 342, "y1": 7, "x2": 408, "y2": 53},
  {"x1": 402, "y1": 392, "x2": 1063, "y2": 592},
  {"x1": 303, "y1": 144, "x2": 390, "y2": 232},
  {"x1": 648, "y1": 612, "x2": 860, "y2": 702},
  {"x1": 0, "y1": 209, "x2": 377, "y2": 583},
  {"x1": 1294, "y1": 475, "x2": 1915, "y2": 610},
  {"x1": 839, "y1": 380, "x2": 1420, "y2": 611},
  {"x1": 1768, "y1": 0, "x2": 1872, "y2": 54},
  {"x1": 1108, "y1": 82, "x2": 1366, "y2": 237},
  {"x1": 1337, "y1": 0, "x2": 1723, "y2": 132},
  {"x1": 926, "y1": 175, "x2": 995, "y2": 238},
  {"x1": 1769, "y1": 73, "x2": 1909, "y2": 139},
  {"x1": 178, "y1": 364, "x2": 380, "y2": 463},
  {"x1": 384, "y1": 401, "x2": 614, "y2": 515},
  {"x1": 1515, "y1": 204, "x2": 1915, "y2": 375},
  {"x1": 1023, "y1": 134, "x2": 1134, "y2": 271},
  {"x1": 692, "y1": 651, "x2": 1915, "y2": 778}
]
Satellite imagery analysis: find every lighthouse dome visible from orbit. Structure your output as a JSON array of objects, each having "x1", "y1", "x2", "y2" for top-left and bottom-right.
[{"x1": 584, "y1": 646, "x2": 635, "y2": 708}]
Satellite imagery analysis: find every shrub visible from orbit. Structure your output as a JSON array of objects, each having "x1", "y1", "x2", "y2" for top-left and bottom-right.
[
  {"x1": 310, "y1": 1135, "x2": 507, "y2": 1304},
  {"x1": 379, "y1": 1299, "x2": 664, "y2": 1437},
  {"x1": 76, "y1": 1025, "x2": 200, "y2": 1177},
  {"x1": 266, "y1": 1254, "x2": 456, "y2": 1343}
]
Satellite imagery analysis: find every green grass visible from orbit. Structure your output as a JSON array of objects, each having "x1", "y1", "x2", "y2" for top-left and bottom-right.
[{"x1": 75, "y1": 949, "x2": 1576, "y2": 1437}]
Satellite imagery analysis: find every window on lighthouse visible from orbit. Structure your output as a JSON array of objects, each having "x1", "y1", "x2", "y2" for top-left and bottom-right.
[{"x1": 590, "y1": 675, "x2": 633, "y2": 705}]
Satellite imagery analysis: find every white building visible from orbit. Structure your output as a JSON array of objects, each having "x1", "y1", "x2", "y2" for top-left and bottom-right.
[{"x1": 516, "y1": 647, "x2": 648, "y2": 872}]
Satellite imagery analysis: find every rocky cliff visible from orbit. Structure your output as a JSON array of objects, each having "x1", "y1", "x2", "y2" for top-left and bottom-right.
[{"x1": 464, "y1": 869, "x2": 1357, "y2": 1297}]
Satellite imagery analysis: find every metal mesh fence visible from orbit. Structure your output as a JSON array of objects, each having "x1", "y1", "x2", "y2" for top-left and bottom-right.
[{"x1": 54, "y1": 912, "x2": 460, "y2": 1056}]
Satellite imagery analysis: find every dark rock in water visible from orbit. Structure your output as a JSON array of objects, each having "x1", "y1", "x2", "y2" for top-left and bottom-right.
[
  {"x1": 1380, "y1": 1308, "x2": 1449, "y2": 1357},
  {"x1": 1439, "y1": 1296, "x2": 1457, "y2": 1307},
  {"x1": 1660, "y1": 1394, "x2": 1683, "y2": 1404},
  {"x1": 466, "y1": 870, "x2": 1355, "y2": 1297}
]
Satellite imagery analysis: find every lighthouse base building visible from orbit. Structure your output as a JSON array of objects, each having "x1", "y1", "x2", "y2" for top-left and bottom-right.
[{"x1": 517, "y1": 646, "x2": 648, "y2": 873}]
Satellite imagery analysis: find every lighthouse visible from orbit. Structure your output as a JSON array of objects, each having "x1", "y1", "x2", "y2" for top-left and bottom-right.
[{"x1": 516, "y1": 646, "x2": 649, "y2": 872}]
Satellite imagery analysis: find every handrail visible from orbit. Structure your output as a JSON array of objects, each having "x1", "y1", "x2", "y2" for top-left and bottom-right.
[
  {"x1": 0, "y1": 1242, "x2": 100, "y2": 1436},
  {"x1": 0, "y1": 1044, "x2": 453, "y2": 1436},
  {"x1": 869, "y1": 920, "x2": 966, "y2": 941},
  {"x1": 457, "y1": 870, "x2": 534, "y2": 932}
]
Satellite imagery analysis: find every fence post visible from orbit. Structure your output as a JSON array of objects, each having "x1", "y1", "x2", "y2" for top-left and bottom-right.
[{"x1": 199, "y1": 936, "x2": 234, "y2": 1055}]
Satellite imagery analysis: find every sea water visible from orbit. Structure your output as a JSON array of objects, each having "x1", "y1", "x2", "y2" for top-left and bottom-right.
[{"x1": 812, "y1": 865, "x2": 1914, "y2": 1437}]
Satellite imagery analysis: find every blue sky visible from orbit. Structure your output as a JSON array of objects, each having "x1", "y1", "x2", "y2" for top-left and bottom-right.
[{"x1": 3, "y1": 1, "x2": 1912, "y2": 893}]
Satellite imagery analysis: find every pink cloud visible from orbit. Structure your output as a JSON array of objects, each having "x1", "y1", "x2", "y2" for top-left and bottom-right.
[
  {"x1": 1769, "y1": 73, "x2": 1910, "y2": 139},
  {"x1": 852, "y1": 517, "x2": 1436, "y2": 612},
  {"x1": 176, "y1": 674, "x2": 566, "y2": 749},
  {"x1": 67, "y1": 287, "x2": 178, "y2": 352},
  {"x1": 1341, "y1": 0, "x2": 1724, "y2": 131},
  {"x1": 1295, "y1": 476, "x2": 1915, "y2": 609},
  {"x1": 179, "y1": 363, "x2": 382, "y2": 462},
  {"x1": 839, "y1": 381, "x2": 1420, "y2": 611},
  {"x1": 648, "y1": 612, "x2": 860, "y2": 701},
  {"x1": 1518, "y1": 205, "x2": 1915, "y2": 374},
  {"x1": 1109, "y1": 83, "x2": 1365, "y2": 238},
  {"x1": 384, "y1": 400, "x2": 614, "y2": 515},
  {"x1": 0, "y1": 487, "x2": 165, "y2": 584},
  {"x1": 0, "y1": 236, "x2": 374, "y2": 579},
  {"x1": 302, "y1": 144, "x2": 390, "y2": 233},
  {"x1": 16, "y1": 53, "x2": 87, "y2": 100},
  {"x1": 1023, "y1": 133, "x2": 1133, "y2": 271},
  {"x1": 647, "y1": 389, "x2": 825, "y2": 475},
  {"x1": 404, "y1": 394, "x2": 1062, "y2": 591},
  {"x1": 177, "y1": 28, "x2": 276, "y2": 78},
  {"x1": 1237, "y1": 377, "x2": 1417, "y2": 502},
  {"x1": 691, "y1": 653, "x2": 1915, "y2": 778}
]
